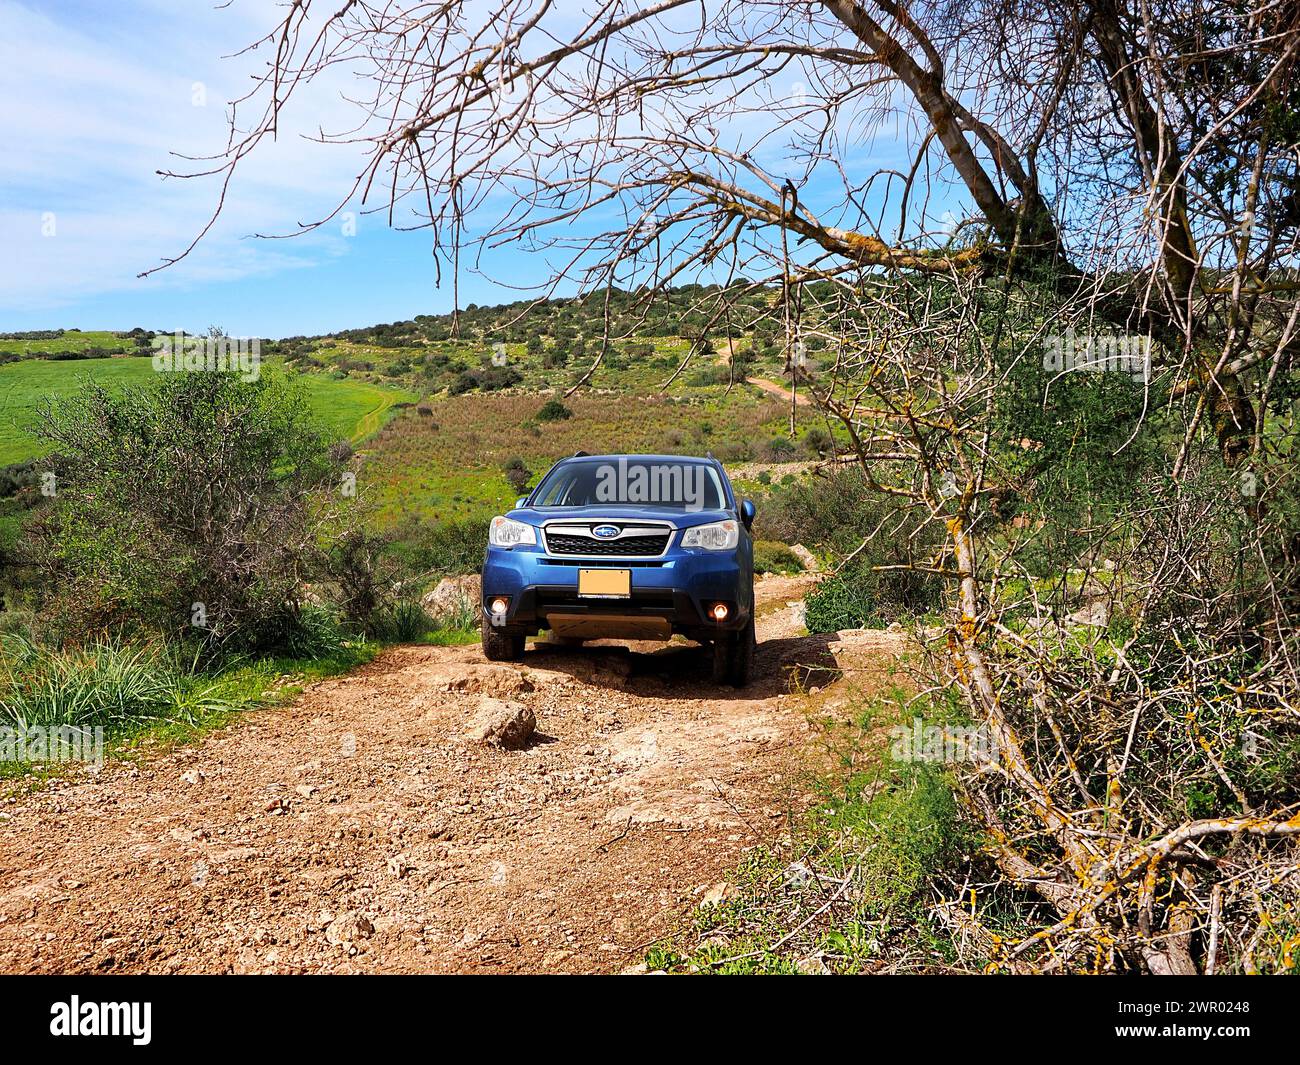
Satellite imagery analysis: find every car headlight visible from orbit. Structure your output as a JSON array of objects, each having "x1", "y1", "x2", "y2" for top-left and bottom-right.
[
  {"x1": 680, "y1": 519, "x2": 739, "y2": 550},
  {"x1": 489, "y1": 515, "x2": 537, "y2": 547}
]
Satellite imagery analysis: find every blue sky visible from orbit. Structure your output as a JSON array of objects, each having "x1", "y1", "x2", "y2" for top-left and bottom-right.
[
  {"x1": 0, "y1": 0, "x2": 539, "y2": 338},
  {"x1": 0, "y1": 1, "x2": 941, "y2": 340}
]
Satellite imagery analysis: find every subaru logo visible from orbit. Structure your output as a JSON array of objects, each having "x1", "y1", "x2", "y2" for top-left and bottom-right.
[{"x1": 591, "y1": 524, "x2": 620, "y2": 539}]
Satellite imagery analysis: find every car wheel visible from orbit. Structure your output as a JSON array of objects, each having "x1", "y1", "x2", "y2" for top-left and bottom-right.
[
  {"x1": 481, "y1": 616, "x2": 526, "y2": 661},
  {"x1": 712, "y1": 615, "x2": 756, "y2": 687}
]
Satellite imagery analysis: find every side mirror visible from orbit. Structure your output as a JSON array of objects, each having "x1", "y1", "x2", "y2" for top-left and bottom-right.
[
  {"x1": 515, "y1": 496, "x2": 529, "y2": 510},
  {"x1": 740, "y1": 498, "x2": 756, "y2": 529}
]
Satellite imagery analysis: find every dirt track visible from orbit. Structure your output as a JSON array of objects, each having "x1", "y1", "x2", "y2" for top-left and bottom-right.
[{"x1": 0, "y1": 575, "x2": 901, "y2": 974}]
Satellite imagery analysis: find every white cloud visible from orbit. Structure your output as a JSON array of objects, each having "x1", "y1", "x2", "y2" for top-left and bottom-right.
[{"x1": 0, "y1": 0, "x2": 375, "y2": 311}]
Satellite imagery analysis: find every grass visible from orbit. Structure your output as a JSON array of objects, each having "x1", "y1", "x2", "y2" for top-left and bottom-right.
[
  {"x1": 363, "y1": 388, "x2": 819, "y2": 525},
  {"x1": 0, "y1": 357, "x2": 415, "y2": 465},
  {"x1": 0, "y1": 635, "x2": 380, "y2": 787},
  {"x1": 0, "y1": 608, "x2": 478, "y2": 790},
  {"x1": 0, "y1": 636, "x2": 234, "y2": 729},
  {"x1": 643, "y1": 685, "x2": 977, "y2": 974},
  {"x1": 0, "y1": 330, "x2": 128, "y2": 356}
]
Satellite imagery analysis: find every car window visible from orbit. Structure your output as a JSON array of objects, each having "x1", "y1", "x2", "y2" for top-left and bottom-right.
[{"x1": 531, "y1": 458, "x2": 727, "y2": 511}]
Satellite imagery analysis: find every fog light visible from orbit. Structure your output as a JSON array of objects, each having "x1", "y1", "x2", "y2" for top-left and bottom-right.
[
  {"x1": 491, "y1": 597, "x2": 509, "y2": 616},
  {"x1": 710, "y1": 602, "x2": 730, "y2": 622}
]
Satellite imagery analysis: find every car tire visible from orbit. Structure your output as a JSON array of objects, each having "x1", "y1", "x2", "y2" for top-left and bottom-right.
[
  {"x1": 481, "y1": 616, "x2": 526, "y2": 662},
  {"x1": 712, "y1": 615, "x2": 756, "y2": 688}
]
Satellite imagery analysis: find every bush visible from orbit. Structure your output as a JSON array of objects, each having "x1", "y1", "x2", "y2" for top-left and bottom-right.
[
  {"x1": 318, "y1": 530, "x2": 405, "y2": 633},
  {"x1": 759, "y1": 470, "x2": 946, "y2": 630},
  {"x1": 801, "y1": 426, "x2": 832, "y2": 457},
  {"x1": 536, "y1": 398, "x2": 573, "y2": 422},
  {"x1": 753, "y1": 540, "x2": 805, "y2": 575},
  {"x1": 502, "y1": 456, "x2": 532, "y2": 494},
  {"x1": 370, "y1": 599, "x2": 435, "y2": 643},
  {"x1": 686, "y1": 363, "x2": 731, "y2": 387},
  {"x1": 394, "y1": 517, "x2": 487, "y2": 576},
  {"x1": 0, "y1": 460, "x2": 41, "y2": 499},
  {"x1": 805, "y1": 557, "x2": 943, "y2": 631},
  {"x1": 448, "y1": 365, "x2": 524, "y2": 394},
  {"x1": 762, "y1": 436, "x2": 797, "y2": 462},
  {"x1": 26, "y1": 371, "x2": 338, "y2": 655}
]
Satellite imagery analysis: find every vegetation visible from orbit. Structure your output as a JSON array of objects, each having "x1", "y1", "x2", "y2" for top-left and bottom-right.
[
  {"x1": 751, "y1": 540, "x2": 804, "y2": 576},
  {"x1": 186, "y1": 0, "x2": 1297, "y2": 975},
  {"x1": 26, "y1": 371, "x2": 341, "y2": 653},
  {"x1": 0, "y1": 355, "x2": 412, "y2": 465},
  {"x1": 646, "y1": 687, "x2": 976, "y2": 974}
]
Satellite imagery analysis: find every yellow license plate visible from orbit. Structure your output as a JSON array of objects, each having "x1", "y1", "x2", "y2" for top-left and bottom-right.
[{"x1": 578, "y1": 569, "x2": 631, "y2": 598}]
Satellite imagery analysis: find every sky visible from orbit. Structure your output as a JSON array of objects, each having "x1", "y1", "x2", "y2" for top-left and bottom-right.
[
  {"x1": 0, "y1": 1, "x2": 934, "y2": 340},
  {"x1": 0, "y1": 0, "x2": 539, "y2": 338}
]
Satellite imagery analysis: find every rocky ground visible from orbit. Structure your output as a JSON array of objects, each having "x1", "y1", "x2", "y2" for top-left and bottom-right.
[{"x1": 0, "y1": 574, "x2": 903, "y2": 974}]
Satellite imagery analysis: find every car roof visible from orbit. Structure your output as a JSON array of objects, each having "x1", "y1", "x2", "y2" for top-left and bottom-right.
[{"x1": 556, "y1": 453, "x2": 720, "y2": 465}]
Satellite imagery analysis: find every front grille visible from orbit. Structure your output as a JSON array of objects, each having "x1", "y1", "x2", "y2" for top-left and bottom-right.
[{"x1": 546, "y1": 532, "x2": 671, "y2": 557}]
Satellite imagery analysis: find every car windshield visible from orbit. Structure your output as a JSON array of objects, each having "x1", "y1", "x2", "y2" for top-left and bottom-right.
[{"x1": 530, "y1": 458, "x2": 728, "y2": 511}]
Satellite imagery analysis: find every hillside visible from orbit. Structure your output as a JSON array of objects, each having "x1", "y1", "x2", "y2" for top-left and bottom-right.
[{"x1": 0, "y1": 288, "x2": 833, "y2": 529}]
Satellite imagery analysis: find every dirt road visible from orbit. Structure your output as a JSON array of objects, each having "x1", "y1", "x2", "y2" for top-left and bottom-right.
[
  {"x1": 748, "y1": 376, "x2": 811, "y2": 406},
  {"x1": 0, "y1": 575, "x2": 901, "y2": 974}
]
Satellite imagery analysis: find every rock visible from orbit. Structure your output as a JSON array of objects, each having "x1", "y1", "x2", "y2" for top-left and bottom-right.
[
  {"x1": 796, "y1": 954, "x2": 831, "y2": 975},
  {"x1": 1066, "y1": 599, "x2": 1109, "y2": 628},
  {"x1": 699, "y1": 882, "x2": 734, "y2": 908},
  {"x1": 324, "y1": 911, "x2": 375, "y2": 946},
  {"x1": 180, "y1": 770, "x2": 203, "y2": 785},
  {"x1": 422, "y1": 574, "x2": 482, "y2": 620},
  {"x1": 264, "y1": 797, "x2": 290, "y2": 815},
  {"x1": 460, "y1": 697, "x2": 536, "y2": 749},
  {"x1": 788, "y1": 544, "x2": 819, "y2": 572}
]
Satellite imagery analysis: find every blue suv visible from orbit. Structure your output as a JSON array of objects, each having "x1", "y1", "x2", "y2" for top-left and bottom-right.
[{"x1": 480, "y1": 453, "x2": 757, "y2": 686}]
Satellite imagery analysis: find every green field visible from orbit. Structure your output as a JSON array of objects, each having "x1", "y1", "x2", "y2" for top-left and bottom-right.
[
  {"x1": 0, "y1": 330, "x2": 132, "y2": 356},
  {"x1": 0, "y1": 357, "x2": 415, "y2": 464}
]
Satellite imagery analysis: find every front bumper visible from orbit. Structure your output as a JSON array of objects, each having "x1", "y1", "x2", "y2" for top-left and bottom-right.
[{"x1": 482, "y1": 545, "x2": 752, "y2": 638}]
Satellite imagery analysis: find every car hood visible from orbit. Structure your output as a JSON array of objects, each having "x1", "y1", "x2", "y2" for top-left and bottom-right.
[{"x1": 510, "y1": 505, "x2": 734, "y2": 528}]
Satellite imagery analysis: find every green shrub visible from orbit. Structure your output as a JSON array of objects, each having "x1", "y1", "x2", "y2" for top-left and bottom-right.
[
  {"x1": 0, "y1": 460, "x2": 41, "y2": 499},
  {"x1": 536, "y1": 398, "x2": 573, "y2": 422},
  {"x1": 265, "y1": 605, "x2": 350, "y2": 660},
  {"x1": 686, "y1": 364, "x2": 731, "y2": 387},
  {"x1": 762, "y1": 436, "x2": 796, "y2": 461},
  {"x1": 318, "y1": 530, "x2": 405, "y2": 634},
  {"x1": 396, "y1": 517, "x2": 487, "y2": 576},
  {"x1": 805, "y1": 557, "x2": 944, "y2": 631},
  {"x1": 370, "y1": 600, "x2": 435, "y2": 643},
  {"x1": 753, "y1": 540, "x2": 804, "y2": 575},
  {"x1": 801, "y1": 426, "x2": 832, "y2": 457},
  {"x1": 26, "y1": 371, "x2": 339, "y2": 656},
  {"x1": 503, "y1": 457, "x2": 532, "y2": 494}
]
